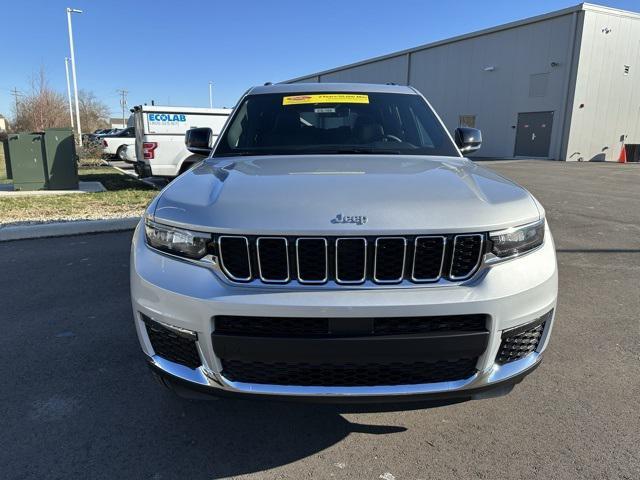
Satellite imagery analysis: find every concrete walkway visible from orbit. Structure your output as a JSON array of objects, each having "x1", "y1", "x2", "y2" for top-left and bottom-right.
[
  {"x1": 0, "y1": 181, "x2": 106, "y2": 197},
  {"x1": 0, "y1": 217, "x2": 140, "y2": 241}
]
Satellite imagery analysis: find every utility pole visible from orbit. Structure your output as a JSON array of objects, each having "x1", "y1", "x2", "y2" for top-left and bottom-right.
[
  {"x1": 66, "y1": 7, "x2": 83, "y2": 146},
  {"x1": 64, "y1": 58, "x2": 74, "y2": 128},
  {"x1": 10, "y1": 87, "x2": 24, "y2": 118},
  {"x1": 117, "y1": 89, "x2": 128, "y2": 128},
  {"x1": 208, "y1": 81, "x2": 213, "y2": 108}
]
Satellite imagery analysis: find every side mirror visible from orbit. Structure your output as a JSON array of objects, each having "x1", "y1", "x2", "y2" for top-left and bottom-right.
[
  {"x1": 185, "y1": 127, "x2": 213, "y2": 156},
  {"x1": 454, "y1": 127, "x2": 482, "y2": 154}
]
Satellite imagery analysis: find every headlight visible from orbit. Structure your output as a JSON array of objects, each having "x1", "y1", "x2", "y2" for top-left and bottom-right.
[
  {"x1": 144, "y1": 219, "x2": 210, "y2": 259},
  {"x1": 489, "y1": 219, "x2": 545, "y2": 258}
]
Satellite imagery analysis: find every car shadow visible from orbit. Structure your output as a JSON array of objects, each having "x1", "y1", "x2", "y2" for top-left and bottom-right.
[{"x1": 133, "y1": 392, "x2": 460, "y2": 479}]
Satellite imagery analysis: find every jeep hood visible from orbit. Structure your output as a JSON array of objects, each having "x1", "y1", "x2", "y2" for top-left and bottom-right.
[{"x1": 152, "y1": 155, "x2": 541, "y2": 235}]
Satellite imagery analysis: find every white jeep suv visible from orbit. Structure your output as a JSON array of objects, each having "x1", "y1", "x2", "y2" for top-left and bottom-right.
[{"x1": 130, "y1": 83, "x2": 557, "y2": 402}]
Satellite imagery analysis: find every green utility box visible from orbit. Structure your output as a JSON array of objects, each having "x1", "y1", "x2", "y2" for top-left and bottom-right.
[
  {"x1": 5, "y1": 129, "x2": 78, "y2": 191},
  {"x1": 6, "y1": 133, "x2": 48, "y2": 190},
  {"x1": 43, "y1": 128, "x2": 78, "y2": 189}
]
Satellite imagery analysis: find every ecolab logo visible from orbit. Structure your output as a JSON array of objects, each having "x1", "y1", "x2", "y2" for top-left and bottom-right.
[{"x1": 148, "y1": 114, "x2": 186, "y2": 122}]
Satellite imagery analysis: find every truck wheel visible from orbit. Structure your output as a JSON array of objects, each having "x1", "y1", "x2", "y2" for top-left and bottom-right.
[{"x1": 116, "y1": 146, "x2": 127, "y2": 161}]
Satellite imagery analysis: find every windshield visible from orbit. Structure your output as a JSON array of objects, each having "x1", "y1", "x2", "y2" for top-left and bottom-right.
[{"x1": 213, "y1": 92, "x2": 459, "y2": 157}]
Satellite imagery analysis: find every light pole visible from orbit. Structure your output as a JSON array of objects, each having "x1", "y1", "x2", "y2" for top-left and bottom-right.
[
  {"x1": 66, "y1": 7, "x2": 83, "y2": 146},
  {"x1": 209, "y1": 81, "x2": 213, "y2": 108},
  {"x1": 64, "y1": 57, "x2": 74, "y2": 129}
]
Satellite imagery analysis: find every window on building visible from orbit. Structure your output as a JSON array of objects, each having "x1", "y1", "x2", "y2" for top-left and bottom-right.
[
  {"x1": 459, "y1": 115, "x2": 476, "y2": 128},
  {"x1": 624, "y1": 65, "x2": 630, "y2": 75}
]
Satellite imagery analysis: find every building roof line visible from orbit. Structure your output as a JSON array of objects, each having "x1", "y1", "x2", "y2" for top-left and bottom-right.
[{"x1": 283, "y1": 3, "x2": 639, "y2": 84}]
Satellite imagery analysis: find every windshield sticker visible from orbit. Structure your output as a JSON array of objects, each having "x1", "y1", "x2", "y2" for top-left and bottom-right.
[{"x1": 283, "y1": 94, "x2": 369, "y2": 105}]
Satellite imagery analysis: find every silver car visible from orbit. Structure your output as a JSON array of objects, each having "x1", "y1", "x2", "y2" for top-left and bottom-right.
[{"x1": 131, "y1": 83, "x2": 558, "y2": 402}]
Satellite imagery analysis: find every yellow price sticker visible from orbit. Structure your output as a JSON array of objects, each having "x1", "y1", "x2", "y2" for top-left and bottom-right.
[{"x1": 282, "y1": 94, "x2": 369, "y2": 105}]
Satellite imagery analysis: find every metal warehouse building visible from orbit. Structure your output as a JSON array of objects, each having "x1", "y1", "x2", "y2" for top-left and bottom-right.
[{"x1": 285, "y1": 3, "x2": 640, "y2": 161}]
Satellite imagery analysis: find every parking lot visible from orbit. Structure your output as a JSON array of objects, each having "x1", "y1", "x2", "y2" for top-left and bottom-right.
[{"x1": 1, "y1": 160, "x2": 638, "y2": 480}]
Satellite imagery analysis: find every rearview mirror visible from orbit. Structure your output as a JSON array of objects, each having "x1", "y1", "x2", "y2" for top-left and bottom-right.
[
  {"x1": 185, "y1": 127, "x2": 213, "y2": 156},
  {"x1": 454, "y1": 127, "x2": 482, "y2": 154}
]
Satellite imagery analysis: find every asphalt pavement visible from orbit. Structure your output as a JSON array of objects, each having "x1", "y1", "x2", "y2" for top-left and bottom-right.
[{"x1": 0, "y1": 160, "x2": 638, "y2": 479}]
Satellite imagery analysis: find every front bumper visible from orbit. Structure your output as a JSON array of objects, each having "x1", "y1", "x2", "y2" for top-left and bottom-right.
[
  {"x1": 147, "y1": 352, "x2": 542, "y2": 403},
  {"x1": 131, "y1": 221, "x2": 558, "y2": 401}
]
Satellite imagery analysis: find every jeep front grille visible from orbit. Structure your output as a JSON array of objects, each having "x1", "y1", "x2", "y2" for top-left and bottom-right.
[{"x1": 214, "y1": 233, "x2": 485, "y2": 285}]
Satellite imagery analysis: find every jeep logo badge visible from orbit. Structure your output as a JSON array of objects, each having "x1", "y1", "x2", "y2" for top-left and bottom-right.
[{"x1": 331, "y1": 213, "x2": 368, "y2": 225}]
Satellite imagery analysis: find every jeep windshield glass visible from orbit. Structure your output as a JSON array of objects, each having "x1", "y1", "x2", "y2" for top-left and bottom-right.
[{"x1": 214, "y1": 92, "x2": 460, "y2": 157}]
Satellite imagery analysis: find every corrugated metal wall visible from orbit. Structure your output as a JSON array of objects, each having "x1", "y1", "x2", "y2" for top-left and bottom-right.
[
  {"x1": 289, "y1": 7, "x2": 640, "y2": 161},
  {"x1": 565, "y1": 9, "x2": 640, "y2": 162},
  {"x1": 409, "y1": 14, "x2": 576, "y2": 159},
  {"x1": 289, "y1": 14, "x2": 578, "y2": 159},
  {"x1": 321, "y1": 55, "x2": 410, "y2": 85}
]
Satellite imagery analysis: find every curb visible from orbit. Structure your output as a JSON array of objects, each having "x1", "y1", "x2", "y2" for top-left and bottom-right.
[{"x1": 0, "y1": 217, "x2": 141, "y2": 242}]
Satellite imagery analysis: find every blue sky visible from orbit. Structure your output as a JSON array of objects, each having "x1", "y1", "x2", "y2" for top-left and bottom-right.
[{"x1": 1, "y1": 0, "x2": 638, "y2": 119}]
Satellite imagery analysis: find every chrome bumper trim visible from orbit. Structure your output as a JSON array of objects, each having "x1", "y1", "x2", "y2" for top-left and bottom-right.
[{"x1": 148, "y1": 351, "x2": 542, "y2": 398}]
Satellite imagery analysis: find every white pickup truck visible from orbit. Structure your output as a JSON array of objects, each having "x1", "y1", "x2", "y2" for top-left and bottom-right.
[
  {"x1": 131, "y1": 105, "x2": 231, "y2": 178},
  {"x1": 101, "y1": 127, "x2": 136, "y2": 160}
]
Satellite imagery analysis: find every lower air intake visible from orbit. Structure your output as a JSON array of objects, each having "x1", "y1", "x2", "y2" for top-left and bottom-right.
[
  {"x1": 496, "y1": 310, "x2": 552, "y2": 364},
  {"x1": 221, "y1": 358, "x2": 478, "y2": 386},
  {"x1": 142, "y1": 315, "x2": 201, "y2": 369}
]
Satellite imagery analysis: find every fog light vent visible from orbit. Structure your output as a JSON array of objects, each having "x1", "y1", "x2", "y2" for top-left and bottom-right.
[
  {"x1": 142, "y1": 314, "x2": 201, "y2": 369},
  {"x1": 496, "y1": 310, "x2": 553, "y2": 364}
]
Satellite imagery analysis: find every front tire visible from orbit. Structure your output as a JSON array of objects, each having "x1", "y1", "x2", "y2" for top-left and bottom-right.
[{"x1": 116, "y1": 145, "x2": 127, "y2": 161}]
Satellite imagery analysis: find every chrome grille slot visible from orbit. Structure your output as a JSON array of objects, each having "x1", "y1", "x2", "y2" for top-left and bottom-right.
[
  {"x1": 256, "y1": 237, "x2": 290, "y2": 283},
  {"x1": 374, "y1": 237, "x2": 406, "y2": 283},
  {"x1": 412, "y1": 236, "x2": 446, "y2": 281},
  {"x1": 335, "y1": 238, "x2": 367, "y2": 284},
  {"x1": 450, "y1": 234, "x2": 484, "y2": 280},
  {"x1": 296, "y1": 238, "x2": 328, "y2": 284},
  {"x1": 218, "y1": 236, "x2": 251, "y2": 281}
]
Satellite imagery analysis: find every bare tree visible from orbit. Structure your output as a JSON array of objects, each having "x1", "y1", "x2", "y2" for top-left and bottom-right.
[
  {"x1": 11, "y1": 68, "x2": 110, "y2": 134},
  {"x1": 78, "y1": 90, "x2": 110, "y2": 133},
  {"x1": 12, "y1": 68, "x2": 68, "y2": 132}
]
